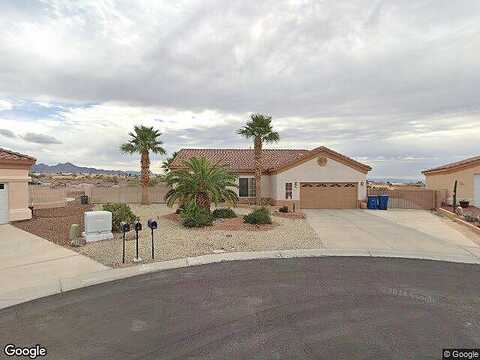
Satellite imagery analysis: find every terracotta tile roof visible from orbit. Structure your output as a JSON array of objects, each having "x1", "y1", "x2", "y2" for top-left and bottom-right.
[
  {"x1": 0, "y1": 148, "x2": 36, "y2": 164},
  {"x1": 422, "y1": 155, "x2": 480, "y2": 174},
  {"x1": 170, "y1": 146, "x2": 371, "y2": 173}
]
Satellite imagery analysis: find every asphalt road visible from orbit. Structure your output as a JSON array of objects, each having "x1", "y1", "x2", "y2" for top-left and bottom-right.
[{"x1": 1, "y1": 257, "x2": 480, "y2": 360}]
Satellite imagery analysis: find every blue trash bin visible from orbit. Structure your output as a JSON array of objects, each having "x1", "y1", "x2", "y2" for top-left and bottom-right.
[
  {"x1": 367, "y1": 196, "x2": 378, "y2": 209},
  {"x1": 378, "y1": 195, "x2": 389, "y2": 210}
]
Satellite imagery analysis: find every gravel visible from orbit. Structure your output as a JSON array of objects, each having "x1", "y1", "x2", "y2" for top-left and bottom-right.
[{"x1": 76, "y1": 204, "x2": 321, "y2": 267}]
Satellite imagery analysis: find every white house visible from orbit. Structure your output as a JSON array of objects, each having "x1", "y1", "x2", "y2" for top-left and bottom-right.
[{"x1": 170, "y1": 146, "x2": 372, "y2": 209}]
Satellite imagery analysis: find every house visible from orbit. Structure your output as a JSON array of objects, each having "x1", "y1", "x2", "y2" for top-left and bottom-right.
[
  {"x1": 0, "y1": 148, "x2": 36, "y2": 224},
  {"x1": 422, "y1": 155, "x2": 480, "y2": 207},
  {"x1": 170, "y1": 146, "x2": 372, "y2": 209}
]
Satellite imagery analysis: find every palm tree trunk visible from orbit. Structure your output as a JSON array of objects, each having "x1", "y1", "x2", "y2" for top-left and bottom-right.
[
  {"x1": 196, "y1": 192, "x2": 211, "y2": 211},
  {"x1": 254, "y1": 136, "x2": 262, "y2": 205},
  {"x1": 140, "y1": 151, "x2": 150, "y2": 205}
]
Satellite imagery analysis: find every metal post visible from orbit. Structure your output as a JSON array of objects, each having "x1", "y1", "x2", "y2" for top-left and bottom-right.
[
  {"x1": 151, "y1": 228, "x2": 155, "y2": 260},
  {"x1": 135, "y1": 229, "x2": 139, "y2": 260},
  {"x1": 122, "y1": 232, "x2": 126, "y2": 264}
]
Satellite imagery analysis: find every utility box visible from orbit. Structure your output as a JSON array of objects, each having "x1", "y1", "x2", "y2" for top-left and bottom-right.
[{"x1": 83, "y1": 211, "x2": 113, "y2": 242}]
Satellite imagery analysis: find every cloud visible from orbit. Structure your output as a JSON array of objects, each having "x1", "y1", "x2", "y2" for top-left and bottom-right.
[
  {"x1": 0, "y1": 1, "x2": 479, "y2": 178},
  {"x1": 21, "y1": 132, "x2": 62, "y2": 144},
  {"x1": 0, "y1": 129, "x2": 16, "y2": 138}
]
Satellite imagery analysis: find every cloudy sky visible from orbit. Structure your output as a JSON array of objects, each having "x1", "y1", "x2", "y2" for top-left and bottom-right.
[{"x1": 0, "y1": 0, "x2": 479, "y2": 179}]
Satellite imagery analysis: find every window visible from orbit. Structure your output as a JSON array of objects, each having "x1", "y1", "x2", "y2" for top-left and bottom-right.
[
  {"x1": 239, "y1": 178, "x2": 256, "y2": 197},
  {"x1": 285, "y1": 182, "x2": 292, "y2": 199},
  {"x1": 0, "y1": 184, "x2": 4, "y2": 190}
]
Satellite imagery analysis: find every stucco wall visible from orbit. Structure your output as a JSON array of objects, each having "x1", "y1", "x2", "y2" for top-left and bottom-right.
[
  {"x1": 425, "y1": 164, "x2": 480, "y2": 204},
  {"x1": 0, "y1": 167, "x2": 32, "y2": 221},
  {"x1": 234, "y1": 174, "x2": 271, "y2": 199},
  {"x1": 271, "y1": 156, "x2": 368, "y2": 201}
]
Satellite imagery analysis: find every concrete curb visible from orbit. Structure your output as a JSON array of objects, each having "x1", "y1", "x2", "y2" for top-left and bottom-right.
[{"x1": 1, "y1": 249, "x2": 480, "y2": 310}]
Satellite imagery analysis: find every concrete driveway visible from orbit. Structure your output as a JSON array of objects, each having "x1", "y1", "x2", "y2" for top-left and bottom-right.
[
  {"x1": 304, "y1": 209, "x2": 480, "y2": 258},
  {"x1": 0, "y1": 224, "x2": 107, "y2": 308}
]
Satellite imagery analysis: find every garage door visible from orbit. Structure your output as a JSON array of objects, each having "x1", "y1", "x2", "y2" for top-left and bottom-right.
[
  {"x1": 0, "y1": 183, "x2": 8, "y2": 224},
  {"x1": 300, "y1": 182, "x2": 357, "y2": 209}
]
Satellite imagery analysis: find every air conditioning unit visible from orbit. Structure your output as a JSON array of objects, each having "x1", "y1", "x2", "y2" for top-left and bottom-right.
[{"x1": 83, "y1": 211, "x2": 113, "y2": 242}]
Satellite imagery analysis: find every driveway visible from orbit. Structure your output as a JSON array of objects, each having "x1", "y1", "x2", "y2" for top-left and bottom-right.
[
  {"x1": 1, "y1": 257, "x2": 479, "y2": 359},
  {"x1": 0, "y1": 224, "x2": 107, "y2": 308},
  {"x1": 304, "y1": 209, "x2": 480, "y2": 258}
]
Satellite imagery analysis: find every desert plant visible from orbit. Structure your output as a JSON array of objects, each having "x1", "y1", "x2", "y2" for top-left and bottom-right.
[
  {"x1": 102, "y1": 203, "x2": 139, "y2": 232},
  {"x1": 120, "y1": 125, "x2": 166, "y2": 205},
  {"x1": 279, "y1": 206, "x2": 289, "y2": 213},
  {"x1": 212, "y1": 208, "x2": 237, "y2": 219},
  {"x1": 162, "y1": 151, "x2": 178, "y2": 173},
  {"x1": 180, "y1": 202, "x2": 213, "y2": 228},
  {"x1": 243, "y1": 207, "x2": 272, "y2": 225},
  {"x1": 165, "y1": 157, "x2": 238, "y2": 211},
  {"x1": 464, "y1": 214, "x2": 478, "y2": 223},
  {"x1": 237, "y1": 113, "x2": 280, "y2": 205}
]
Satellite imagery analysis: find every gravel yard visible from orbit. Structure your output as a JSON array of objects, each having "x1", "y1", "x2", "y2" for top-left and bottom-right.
[{"x1": 76, "y1": 204, "x2": 321, "y2": 267}]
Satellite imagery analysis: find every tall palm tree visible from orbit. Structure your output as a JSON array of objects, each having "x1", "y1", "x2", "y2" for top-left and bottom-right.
[
  {"x1": 237, "y1": 113, "x2": 280, "y2": 205},
  {"x1": 165, "y1": 157, "x2": 238, "y2": 210},
  {"x1": 120, "y1": 125, "x2": 166, "y2": 205}
]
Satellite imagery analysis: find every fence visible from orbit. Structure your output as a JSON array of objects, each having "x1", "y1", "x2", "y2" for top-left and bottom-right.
[
  {"x1": 29, "y1": 186, "x2": 67, "y2": 209},
  {"x1": 90, "y1": 185, "x2": 169, "y2": 204},
  {"x1": 367, "y1": 188, "x2": 441, "y2": 210}
]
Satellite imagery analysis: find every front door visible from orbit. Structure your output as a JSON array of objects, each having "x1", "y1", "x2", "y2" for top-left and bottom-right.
[{"x1": 0, "y1": 183, "x2": 8, "y2": 224}]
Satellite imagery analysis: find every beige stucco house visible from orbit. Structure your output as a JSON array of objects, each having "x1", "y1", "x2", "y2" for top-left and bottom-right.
[
  {"x1": 422, "y1": 155, "x2": 480, "y2": 207},
  {"x1": 170, "y1": 146, "x2": 372, "y2": 209},
  {"x1": 0, "y1": 148, "x2": 36, "y2": 224}
]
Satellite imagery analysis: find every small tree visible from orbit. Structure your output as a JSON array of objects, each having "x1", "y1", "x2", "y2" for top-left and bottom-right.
[
  {"x1": 237, "y1": 113, "x2": 279, "y2": 205},
  {"x1": 120, "y1": 126, "x2": 166, "y2": 205},
  {"x1": 165, "y1": 157, "x2": 238, "y2": 211}
]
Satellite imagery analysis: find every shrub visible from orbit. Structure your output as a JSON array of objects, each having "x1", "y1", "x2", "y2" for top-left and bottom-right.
[
  {"x1": 102, "y1": 203, "x2": 138, "y2": 232},
  {"x1": 279, "y1": 206, "x2": 289, "y2": 213},
  {"x1": 180, "y1": 202, "x2": 213, "y2": 228},
  {"x1": 243, "y1": 207, "x2": 272, "y2": 225},
  {"x1": 212, "y1": 208, "x2": 237, "y2": 219},
  {"x1": 464, "y1": 214, "x2": 479, "y2": 223}
]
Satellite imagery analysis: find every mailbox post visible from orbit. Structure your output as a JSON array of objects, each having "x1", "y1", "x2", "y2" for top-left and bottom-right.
[
  {"x1": 120, "y1": 221, "x2": 131, "y2": 264},
  {"x1": 147, "y1": 219, "x2": 158, "y2": 259},
  {"x1": 133, "y1": 220, "x2": 142, "y2": 262}
]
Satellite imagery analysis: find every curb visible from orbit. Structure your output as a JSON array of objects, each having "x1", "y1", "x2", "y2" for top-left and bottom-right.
[{"x1": 1, "y1": 248, "x2": 480, "y2": 310}]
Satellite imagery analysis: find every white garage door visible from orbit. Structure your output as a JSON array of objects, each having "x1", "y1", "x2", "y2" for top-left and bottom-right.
[
  {"x1": 475, "y1": 175, "x2": 480, "y2": 208},
  {"x1": 0, "y1": 183, "x2": 8, "y2": 224}
]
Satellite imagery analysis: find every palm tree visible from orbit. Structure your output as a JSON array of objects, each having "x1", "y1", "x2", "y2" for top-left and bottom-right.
[
  {"x1": 120, "y1": 125, "x2": 166, "y2": 205},
  {"x1": 165, "y1": 157, "x2": 238, "y2": 211},
  {"x1": 162, "y1": 151, "x2": 178, "y2": 173},
  {"x1": 237, "y1": 113, "x2": 280, "y2": 205}
]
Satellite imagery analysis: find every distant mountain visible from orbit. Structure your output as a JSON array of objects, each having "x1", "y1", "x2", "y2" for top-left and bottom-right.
[{"x1": 32, "y1": 162, "x2": 140, "y2": 176}]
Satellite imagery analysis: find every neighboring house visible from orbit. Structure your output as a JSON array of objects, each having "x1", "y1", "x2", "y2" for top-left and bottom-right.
[
  {"x1": 0, "y1": 148, "x2": 36, "y2": 224},
  {"x1": 422, "y1": 155, "x2": 480, "y2": 207},
  {"x1": 170, "y1": 146, "x2": 372, "y2": 209}
]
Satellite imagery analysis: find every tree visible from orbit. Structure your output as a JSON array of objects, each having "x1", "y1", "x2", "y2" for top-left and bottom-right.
[
  {"x1": 237, "y1": 113, "x2": 280, "y2": 205},
  {"x1": 164, "y1": 157, "x2": 238, "y2": 211},
  {"x1": 120, "y1": 125, "x2": 166, "y2": 205},
  {"x1": 162, "y1": 151, "x2": 178, "y2": 173}
]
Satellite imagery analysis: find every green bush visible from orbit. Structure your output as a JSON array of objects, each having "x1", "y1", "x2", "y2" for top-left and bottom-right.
[
  {"x1": 180, "y1": 202, "x2": 213, "y2": 228},
  {"x1": 212, "y1": 208, "x2": 237, "y2": 219},
  {"x1": 243, "y1": 207, "x2": 272, "y2": 225},
  {"x1": 279, "y1": 206, "x2": 289, "y2": 213},
  {"x1": 102, "y1": 203, "x2": 139, "y2": 232}
]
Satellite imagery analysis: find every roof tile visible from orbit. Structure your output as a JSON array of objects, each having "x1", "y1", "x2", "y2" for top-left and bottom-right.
[{"x1": 0, "y1": 148, "x2": 36, "y2": 163}]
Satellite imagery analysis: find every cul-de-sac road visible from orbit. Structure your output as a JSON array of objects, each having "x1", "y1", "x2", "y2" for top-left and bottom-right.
[{"x1": 1, "y1": 257, "x2": 480, "y2": 360}]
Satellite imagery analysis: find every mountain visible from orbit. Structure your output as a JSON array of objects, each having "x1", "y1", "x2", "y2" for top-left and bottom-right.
[{"x1": 32, "y1": 162, "x2": 140, "y2": 176}]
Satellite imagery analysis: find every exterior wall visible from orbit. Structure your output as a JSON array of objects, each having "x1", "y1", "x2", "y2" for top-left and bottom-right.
[
  {"x1": 234, "y1": 174, "x2": 271, "y2": 199},
  {"x1": 0, "y1": 167, "x2": 32, "y2": 221},
  {"x1": 425, "y1": 164, "x2": 480, "y2": 204},
  {"x1": 271, "y1": 156, "x2": 368, "y2": 202}
]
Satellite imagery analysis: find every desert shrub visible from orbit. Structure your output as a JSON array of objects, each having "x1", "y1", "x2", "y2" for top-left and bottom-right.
[
  {"x1": 180, "y1": 202, "x2": 213, "y2": 228},
  {"x1": 243, "y1": 207, "x2": 272, "y2": 225},
  {"x1": 212, "y1": 208, "x2": 237, "y2": 219},
  {"x1": 464, "y1": 214, "x2": 479, "y2": 223},
  {"x1": 279, "y1": 206, "x2": 289, "y2": 213},
  {"x1": 102, "y1": 203, "x2": 139, "y2": 232}
]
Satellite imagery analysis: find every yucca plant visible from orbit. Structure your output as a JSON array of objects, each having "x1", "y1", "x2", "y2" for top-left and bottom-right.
[{"x1": 165, "y1": 157, "x2": 238, "y2": 211}]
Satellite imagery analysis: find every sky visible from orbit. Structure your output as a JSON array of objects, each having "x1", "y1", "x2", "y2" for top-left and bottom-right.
[{"x1": 0, "y1": 0, "x2": 479, "y2": 179}]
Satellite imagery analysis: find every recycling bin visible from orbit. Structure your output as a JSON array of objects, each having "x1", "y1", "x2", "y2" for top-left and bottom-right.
[
  {"x1": 378, "y1": 195, "x2": 389, "y2": 210},
  {"x1": 367, "y1": 196, "x2": 378, "y2": 210}
]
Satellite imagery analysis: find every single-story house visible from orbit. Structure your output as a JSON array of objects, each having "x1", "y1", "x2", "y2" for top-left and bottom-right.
[
  {"x1": 422, "y1": 155, "x2": 480, "y2": 207},
  {"x1": 0, "y1": 148, "x2": 36, "y2": 224},
  {"x1": 170, "y1": 146, "x2": 372, "y2": 209}
]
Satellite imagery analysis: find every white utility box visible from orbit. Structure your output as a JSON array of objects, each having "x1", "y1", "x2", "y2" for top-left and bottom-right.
[{"x1": 83, "y1": 211, "x2": 113, "y2": 242}]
